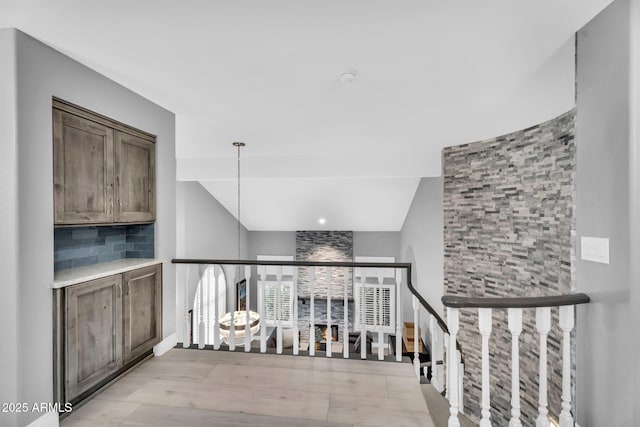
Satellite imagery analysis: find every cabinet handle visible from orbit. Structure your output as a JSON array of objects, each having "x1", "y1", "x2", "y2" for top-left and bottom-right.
[{"x1": 124, "y1": 283, "x2": 129, "y2": 296}]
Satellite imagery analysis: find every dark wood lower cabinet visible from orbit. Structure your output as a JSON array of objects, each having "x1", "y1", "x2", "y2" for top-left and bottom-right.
[
  {"x1": 54, "y1": 263, "x2": 162, "y2": 406},
  {"x1": 123, "y1": 265, "x2": 162, "y2": 364},
  {"x1": 65, "y1": 274, "x2": 123, "y2": 400}
]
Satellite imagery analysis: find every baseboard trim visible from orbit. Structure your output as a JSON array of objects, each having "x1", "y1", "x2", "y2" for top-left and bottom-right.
[
  {"x1": 154, "y1": 333, "x2": 177, "y2": 356},
  {"x1": 26, "y1": 410, "x2": 59, "y2": 427}
]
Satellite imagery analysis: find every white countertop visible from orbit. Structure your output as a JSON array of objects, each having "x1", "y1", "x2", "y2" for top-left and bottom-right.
[{"x1": 52, "y1": 258, "x2": 162, "y2": 289}]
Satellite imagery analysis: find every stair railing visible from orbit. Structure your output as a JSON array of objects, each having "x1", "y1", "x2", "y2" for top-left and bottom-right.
[
  {"x1": 441, "y1": 293, "x2": 590, "y2": 427},
  {"x1": 172, "y1": 258, "x2": 456, "y2": 386}
]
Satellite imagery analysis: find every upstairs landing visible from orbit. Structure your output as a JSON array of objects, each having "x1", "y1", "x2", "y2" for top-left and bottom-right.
[{"x1": 61, "y1": 348, "x2": 434, "y2": 427}]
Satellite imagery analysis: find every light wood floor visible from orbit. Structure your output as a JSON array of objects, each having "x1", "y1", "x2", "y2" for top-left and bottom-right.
[{"x1": 61, "y1": 348, "x2": 434, "y2": 427}]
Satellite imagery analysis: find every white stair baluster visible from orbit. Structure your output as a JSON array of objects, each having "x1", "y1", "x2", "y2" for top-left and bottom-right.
[
  {"x1": 429, "y1": 315, "x2": 437, "y2": 388},
  {"x1": 343, "y1": 267, "x2": 349, "y2": 359},
  {"x1": 198, "y1": 267, "x2": 205, "y2": 349},
  {"x1": 458, "y1": 351, "x2": 464, "y2": 414},
  {"x1": 508, "y1": 308, "x2": 523, "y2": 427},
  {"x1": 360, "y1": 269, "x2": 367, "y2": 360},
  {"x1": 413, "y1": 296, "x2": 420, "y2": 378},
  {"x1": 183, "y1": 265, "x2": 191, "y2": 348},
  {"x1": 395, "y1": 269, "x2": 402, "y2": 362},
  {"x1": 559, "y1": 305, "x2": 575, "y2": 427},
  {"x1": 444, "y1": 332, "x2": 450, "y2": 399},
  {"x1": 213, "y1": 265, "x2": 220, "y2": 350},
  {"x1": 228, "y1": 310, "x2": 236, "y2": 351},
  {"x1": 276, "y1": 266, "x2": 283, "y2": 354},
  {"x1": 327, "y1": 266, "x2": 332, "y2": 357},
  {"x1": 447, "y1": 307, "x2": 460, "y2": 427},
  {"x1": 310, "y1": 267, "x2": 316, "y2": 357},
  {"x1": 478, "y1": 308, "x2": 492, "y2": 427},
  {"x1": 259, "y1": 265, "x2": 266, "y2": 353},
  {"x1": 293, "y1": 266, "x2": 299, "y2": 356},
  {"x1": 244, "y1": 265, "x2": 252, "y2": 351},
  {"x1": 206, "y1": 266, "x2": 211, "y2": 347},
  {"x1": 536, "y1": 307, "x2": 551, "y2": 427},
  {"x1": 377, "y1": 270, "x2": 384, "y2": 361}
]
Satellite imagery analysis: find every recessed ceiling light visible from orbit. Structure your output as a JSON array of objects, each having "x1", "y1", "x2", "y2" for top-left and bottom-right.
[
  {"x1": 338, "y1": 69, "x2": 357, "y2": 84},
  {"x1": 318, "y1": 218, "x2": 326, "y2": 225}
]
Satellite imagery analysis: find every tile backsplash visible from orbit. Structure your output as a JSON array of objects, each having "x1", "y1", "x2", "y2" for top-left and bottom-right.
[{"x1": 54, "y1": 224, "x2": 154, "y2": 271}]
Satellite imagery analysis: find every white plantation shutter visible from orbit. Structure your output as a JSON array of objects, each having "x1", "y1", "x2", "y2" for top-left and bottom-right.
[
  {"x1": 354, "y1": 256, "x2": 396, "y2": 334},
  {"x1": 355, "y1": 283, "x2": 395, "y2": 332},
  {"x1": 261, "y1": 280, "x2": 294, "y2": 327},
  {"x1": 257, "y1": 255, "x2": 295, "y2": 328}
]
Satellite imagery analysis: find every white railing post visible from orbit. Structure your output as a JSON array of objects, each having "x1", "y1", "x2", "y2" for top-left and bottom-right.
[
  {"x1": 444, "y1": 332, "x2": 450, "y2": 399},
  {"x1": 478, "y1": 308, "x2": 492, "y2": 427},
  {"x1": 377, "y1": 270, "x2": 384, "y2": 361},
  {"x1": 508, "y1": 308, "x2": 523, "y2": 427},
  {"x1": 343, "y1": 267, "x2": 349, "y2": 359},
  {"x1": 395, "y1": 269, "x2": 402, "y2": 362},
  {"x1": 413, "y1": 296, "x2": 420, "y2": 379},
  {"x1": 536, "y1": 306, "x2": 551, "y2": 427},
  {"x1": 293, "y1": 267, "x2": 299, "y2": 356},
  {"x1": 213, "y1": 265, "x2": 220, "y2": 350},
  {"x1": 429, "y1": 315, "x2": 438, "y2": 388},
  {"x1": 458, "y1": 351, "x2": 464, "y2": 415},
  {"x1": 309, "y1": 267, "x2": 316, "y2": 357},
  {"x1": 183, "y1": 265, "x2": 191, "y2": 348},
  {"x1": 360, "y1": 271, "x2": 367, "y2": 360},
  {"x1": 327, "y1": 267, "x2": 332, "y2": 357},
  {"x1": 447, "y1": 307, "x2": 460, "y2": 427},
  {"x1": 244, "y1": 265, "x2": 252, "y2": 351},
  {"x1": 259, "y1": 265, "x2": 266, "y2": 353},
  {"x1": 198, "y1": 266, "x2": 205, "y2": 349},
  {"x1": 276, "y1": 266, "x2": 283, "y2": 354},
  {"x1": 559, "y1": 305, "x2": 575, "y2": 427}
]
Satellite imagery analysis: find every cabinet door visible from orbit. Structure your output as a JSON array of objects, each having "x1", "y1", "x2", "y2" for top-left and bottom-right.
[
  {"x1": 115, "y1": 131, "x2": 156, "y2": 223},
  {"x1": 123, "y1": 264, "x2": 162, "y2": 364},
  {"x1": 66, "y1": 275, "x2": 122, "y2": 400},
  {"x1": 53, "y1": 109, "x2": 115, "y2": 224}
]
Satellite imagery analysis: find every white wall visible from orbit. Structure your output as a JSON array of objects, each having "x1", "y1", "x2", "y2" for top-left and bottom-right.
[
  {"x1": 353, "y1": 232, "x2": 400, "y2": 259},
  {"x1": 175, "y1": 181, "x2": 249, "y2": 342},
  {"x1": 575, "y1": 1, "x2": 635, "y2": 424},
  {"x1": 631, "y1": 0, "x2": 640, "y2": 418},
  {"x1": 0, "y1": 28, "x2": 18, "y2": 427},
  {"x1": 11, "y1": 29, "x2": 176, "y2": 426},
  {"x1": 399, "y1": 177, "x2": 444, "y2": 322}
]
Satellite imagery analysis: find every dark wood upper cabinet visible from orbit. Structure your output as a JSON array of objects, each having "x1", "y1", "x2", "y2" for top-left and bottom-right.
[
  {"x1": 53, "y1": 109, "x2": 115, "y2": 224},
  {"x1": 53, "y1": 99, "x2": 156, "y2": 225},
  {"x1": 115, "y1": 131, "x2": 156, "y2": 223}
]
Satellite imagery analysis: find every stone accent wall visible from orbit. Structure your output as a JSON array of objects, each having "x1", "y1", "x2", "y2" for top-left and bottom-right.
[
  {"x1": 443, "y1": 110, "x2": 575, "y2": 425},
  {"x1": 296, "y1": 231, "x2": 353, "y2": 298},
  {"x1": 54, "y1": 224, "x2": 154, "y2": 271}
]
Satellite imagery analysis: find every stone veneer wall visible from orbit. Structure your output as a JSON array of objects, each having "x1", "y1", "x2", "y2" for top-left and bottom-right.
[
  {"x1": 296, "y1": 231, "x2": 353, "y2": 298},
  {"x1": 443, "y1": 110, "x2": 575, "y2": 425}
]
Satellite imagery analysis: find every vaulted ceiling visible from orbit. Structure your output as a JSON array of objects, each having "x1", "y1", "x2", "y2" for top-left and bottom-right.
[{"x1": 1, "y1": 0, "x2": 612, "y2": 230}]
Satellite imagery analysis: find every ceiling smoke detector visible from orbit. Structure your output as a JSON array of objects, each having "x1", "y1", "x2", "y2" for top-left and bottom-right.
[{"x1": 338, "y1": 69, "x2": 358, "y2": 84}]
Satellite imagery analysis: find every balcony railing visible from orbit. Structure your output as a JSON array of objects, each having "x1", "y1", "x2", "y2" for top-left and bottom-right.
[
  {"x1": 172, "y1": 258, "x2": 456, "y2": 390},
  {"x1": 441, "y1": 293, "x2": 590, "y2": 427}
]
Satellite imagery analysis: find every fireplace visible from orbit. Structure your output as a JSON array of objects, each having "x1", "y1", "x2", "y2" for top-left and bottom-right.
[{"x1": 314, "y1": 324, "x2": 339, "y2": 351}]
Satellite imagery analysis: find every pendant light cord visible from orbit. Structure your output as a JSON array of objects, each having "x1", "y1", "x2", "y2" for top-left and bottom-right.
[{"x1": 233, "y1": 142, "x2": 245, "y2": 262}]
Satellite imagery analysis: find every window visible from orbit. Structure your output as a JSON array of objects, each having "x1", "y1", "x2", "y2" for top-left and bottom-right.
[
  {"x1": 192, "y1": 264, "x2": 226, "y2": 345},
  {"x1": 354, "y1": 256, "x2": 396, "y2": 333},
  {"x1": 257, "y1": 255, "x2": 294, "y2": 327}
]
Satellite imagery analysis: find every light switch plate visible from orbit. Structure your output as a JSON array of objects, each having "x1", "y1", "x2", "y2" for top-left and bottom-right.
[{"x1": 580, "y1": 236, "x2": 610, "y2": 264}]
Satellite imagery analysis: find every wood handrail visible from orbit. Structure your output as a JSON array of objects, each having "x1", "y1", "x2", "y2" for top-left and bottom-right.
[{"x1": 441, "y1": 293, "x2": 591, "y2": 309}]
